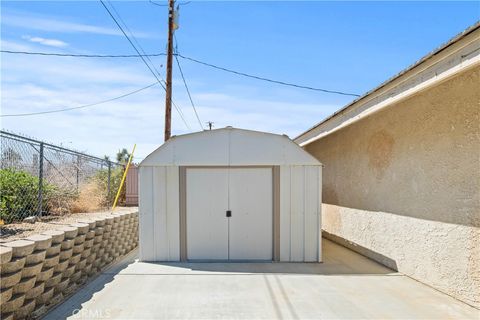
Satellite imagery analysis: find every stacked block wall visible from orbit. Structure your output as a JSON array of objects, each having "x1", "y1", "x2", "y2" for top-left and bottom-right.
[{"x1": 0, "y1": 211, "x2": 139, "y2": 320}]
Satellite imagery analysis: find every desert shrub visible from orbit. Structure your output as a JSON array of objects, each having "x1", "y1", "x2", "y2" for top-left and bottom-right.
[
  {"x1": 45, "y1": 189, "x2": 77, "y2": 215},
  {"x1": 70, "y1": 179, "x2": 105, "y2": 213},
  {"x1": 94, "y1": 166, "x2": 125, "y2": 207},
  {"x1": 0, "y1": 166, "x2": 126, "y2": 222},
  {"x1": 0, "y1": 168, "x2": 55, "y2": 223},
  {"x1": 69, "y1": 166, "x2": 125, "y2": 213}
]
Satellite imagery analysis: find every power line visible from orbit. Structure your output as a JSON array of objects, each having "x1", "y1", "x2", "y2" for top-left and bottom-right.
[
  {"x1": 0, "y1": 50, "x2": 165, "y2": 58},
  {"x1": 175, "y1": 53, "x2": 361, "y2": 97},
  {"x1": 1, "y1": 82, "x2": 158, "y2": 117},
  {"x1": 149, "y1": 0, "x2": 191, "y2": 7},
  {"x1": 107, "y1": 2, "x2": 161, "y2": 75},
  {"x1": 149, "y1": 0, "x2": 168, "y2": 6},
  {"x1": 1, "y1": 48, "x2": 361, "y2": 97},
  {"x1": 106, "y1": 0, "x2": 190, "y2": 134},
  {"x1": 100, "y1": 0, "x2": 192, "y2": 131},
  {"x1": 99, "y1": 0, "x2": 163, "y2": 81},
  {"x1": 175, "y1": 54, "x2": 203, "y2": 130},
  {"x1": 106, "y1": 1, "x2": 189, "y2": 125},
  {"x1": 99, "y1": 0, "x2": 191, "y2": 130},
  {"x1": 175, "y1": 54, "x2": 202, "y2": 130}
]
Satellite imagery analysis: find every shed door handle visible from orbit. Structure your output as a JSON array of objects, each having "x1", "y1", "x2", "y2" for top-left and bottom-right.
[{"x1": 226, "y1": 210, "x2": 232, "y2": 217}]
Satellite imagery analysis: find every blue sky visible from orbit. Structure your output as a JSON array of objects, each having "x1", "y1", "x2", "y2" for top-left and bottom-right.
[{"x1": 1, "y1": 1, "x2": 479, "y2": 160}]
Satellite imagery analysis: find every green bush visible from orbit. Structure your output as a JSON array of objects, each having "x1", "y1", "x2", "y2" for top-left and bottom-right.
[
  {"x1": 0, "y1": 166, "x2": 125, "y2": 223},
  {"x1": 0, "y1": 168, "x2": 55, "y2": 223}
]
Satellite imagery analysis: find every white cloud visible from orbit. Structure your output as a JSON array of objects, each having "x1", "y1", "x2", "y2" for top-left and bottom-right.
[
  {"x1": 1, "y1": 45, "x2": 155, "y2": 85},
  {"x1": 2, "y1": 75, "x2": 336, "y2": 160},
  {"x1": 2, "y1": 12, "x2": 151, "y2": 38},
  {"x1": 181, "y1": 93, "x2": 336, "y2": 138},
  {"x1": 2, "y1": 84, "x2": 335, "y2": 160},
  {"x1": 1, "y1": 40, "x2": 340, "y2": 161},
  {"x1": 0, "y1": 39, "x2": 32, "y2": 51},
  {"x1": 22, "y1": 35, "x2": 68, "y2": 48}
]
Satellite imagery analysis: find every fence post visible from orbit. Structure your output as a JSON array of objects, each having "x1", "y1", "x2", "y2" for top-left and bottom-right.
[
  {"x1": 76, "y1": 155, "x2": 80, "y2": 191},
  {"x1": 37, "y1": 142, "x2": 44, "y2": 217},
  {"x1": 107, "y1": 161, "x2": 112, "y2": 203}
]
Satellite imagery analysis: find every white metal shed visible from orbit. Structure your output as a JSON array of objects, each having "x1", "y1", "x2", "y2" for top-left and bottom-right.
[{"x1": 139, "y1": 127, "x2": 322, "y2": 262}]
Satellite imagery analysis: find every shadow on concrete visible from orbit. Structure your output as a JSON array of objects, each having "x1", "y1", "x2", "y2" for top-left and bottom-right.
[
  {"x1": 323, "y1": 231, "x2": 398, "y2": 271},
  {"x1": 43, "y1": 249, "x2": 138, "y2": 320},
  {"x1": 43, "y1": 241, "x2": 397, "y2": 319},
  {"x1": 138, "y1": 239, "x2": 397, "y2": 276}
]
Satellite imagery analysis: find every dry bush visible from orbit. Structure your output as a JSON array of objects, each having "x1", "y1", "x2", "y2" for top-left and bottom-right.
[
  {"x1": 47, "y1": 192, "x2": 74, "y2": 215},
  {"x1": 70, "y1": 179, "x2": 106, "y2": 213}
]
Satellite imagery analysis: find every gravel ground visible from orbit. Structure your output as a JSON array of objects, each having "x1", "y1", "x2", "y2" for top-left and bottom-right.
[{"x1": 0, "y1": 207, "x2": 138, "y2": 242}]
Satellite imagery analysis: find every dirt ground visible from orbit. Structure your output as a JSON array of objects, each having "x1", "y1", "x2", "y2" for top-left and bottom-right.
[{"x1": 0, "y1": 207, "x2": 138, "y2": 242}]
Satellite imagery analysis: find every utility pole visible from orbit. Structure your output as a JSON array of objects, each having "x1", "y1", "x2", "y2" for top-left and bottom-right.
[
  {"x1": 206, "y1": 121, "x2": 214, "y2": 130},
  {"x1": 164, "y1": 0, "x2": 175, "y2": 141}
]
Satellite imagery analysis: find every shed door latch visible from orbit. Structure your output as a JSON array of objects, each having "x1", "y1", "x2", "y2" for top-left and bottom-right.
[{"x1": 226, "y1": 210, "x2": 232, "y2": 217}]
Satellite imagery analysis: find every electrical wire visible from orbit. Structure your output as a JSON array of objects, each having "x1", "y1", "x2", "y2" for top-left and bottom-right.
[
  {"x1": 0, "y1": 50, "x2": 165, "y2": 58},
  {"x1": 175, "y1": 53, "x2": 361, "y2": 97},
  {"x1": 107, "y1": 0, "x2": 191, "y2": 128},
  {"x1": 107, "y1": 2, "x2": 160, "y2": 74},
  {"x1": 99, "y1": 0, "x2": 192, "y2": 130},
  {"x1": 174, "y1": 35, "x2": 202, "y2": 129},
  {"x1": 149, "y1": 0, "x2": 191, "y2": 7},
  {"x1": 1, "y1": 82, "x2": 158, "y2": 117},
  {"x1": 1, "y1": 48, "x2": 360, "y2": 97},
  {"x1": 175, "y1": 54, "x2": 203, "y2": 130},
  {"x1": 107, "y1": 3, "x2": 162, "y2": 89},
  {"x1": 149, "y1": 0, "x2": 168, "y2": 6},
  {"x1": 101, "y1": 0, "x2": 190, "y2": 129},
  {"x1": 106, "y1": 1, "x2": 188, "y2": 124}
]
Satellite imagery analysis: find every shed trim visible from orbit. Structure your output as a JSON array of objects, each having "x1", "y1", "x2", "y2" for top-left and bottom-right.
[
  {"x1": 179, "y1": 165, "x2": 280, "y2": 261},
  {"x1": 140, "y1": 127, "x2": 322, "y2": 167},
  {"x1": 179, "y1": 166, "x2": 187, "y2": 261}
]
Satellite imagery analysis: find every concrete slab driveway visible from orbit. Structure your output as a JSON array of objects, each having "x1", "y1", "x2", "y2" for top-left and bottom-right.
[{"x1": 45, "y1": 239, "x2": 479, "y2": 319}]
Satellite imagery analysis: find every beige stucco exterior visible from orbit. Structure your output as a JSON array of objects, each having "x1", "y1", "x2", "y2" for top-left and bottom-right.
[{"x1": 303, "y1": 65, "x2": 480, "y2": 307}]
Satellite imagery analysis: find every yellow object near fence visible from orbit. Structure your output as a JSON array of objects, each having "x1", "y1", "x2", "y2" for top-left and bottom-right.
[{"x1": 111, "y1": 144, "x2": 136, "y2": 212}]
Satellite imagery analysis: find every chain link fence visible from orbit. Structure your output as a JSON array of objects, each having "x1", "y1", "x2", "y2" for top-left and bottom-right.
[{"x1": 0, "y1": 131, "x2": 124, "y2": 224}]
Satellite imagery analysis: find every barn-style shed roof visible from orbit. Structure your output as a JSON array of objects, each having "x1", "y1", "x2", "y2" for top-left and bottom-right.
[{"x1": 140, "y1": 127, "x2": 321, "y2": 166}]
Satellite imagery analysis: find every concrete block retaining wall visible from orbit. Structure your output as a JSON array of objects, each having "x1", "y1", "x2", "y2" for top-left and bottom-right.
[{"x1": 0, "y1": 211, "x2": 138, "y2": 320}]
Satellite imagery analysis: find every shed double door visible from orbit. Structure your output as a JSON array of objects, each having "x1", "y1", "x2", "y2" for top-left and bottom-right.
[{"x1": 186, "y1": 167, "x2": 273, "y2": 260}]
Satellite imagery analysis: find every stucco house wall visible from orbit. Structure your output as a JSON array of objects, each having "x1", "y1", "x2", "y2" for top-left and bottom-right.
[
  {"x1": 295, "y1": 24, "x2": 480, "y2": 307},
  {"x1": 304, "y1": 65, "x2": 479, "y2": 307}
]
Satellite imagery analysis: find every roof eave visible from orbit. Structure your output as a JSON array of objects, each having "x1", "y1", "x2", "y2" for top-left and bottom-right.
[{"x1": 294, "y1": 21, "x2": 480, "y2": 145}]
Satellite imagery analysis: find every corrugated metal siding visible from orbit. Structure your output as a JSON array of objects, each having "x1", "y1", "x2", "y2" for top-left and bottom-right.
[
  {"x1": 139, "y1": 166, "x2": 179, "y2": 261},
  {"x1": 126, "y1": 165, "x2": 138, "y2": 206},
  {"x1": 139, "y1": 164, "x2": 322, "y2": 262},
  {"x1": 279, "y1": 165, "x2": 322, "y2": 262}
]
